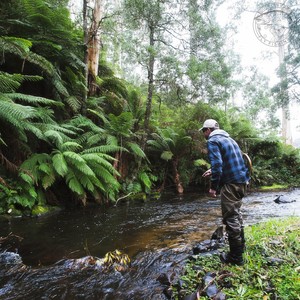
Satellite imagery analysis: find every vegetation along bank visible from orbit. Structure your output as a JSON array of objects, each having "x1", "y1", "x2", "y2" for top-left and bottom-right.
[{"x1": 171, "y1": 217, "x2": 300, "y2": 300}]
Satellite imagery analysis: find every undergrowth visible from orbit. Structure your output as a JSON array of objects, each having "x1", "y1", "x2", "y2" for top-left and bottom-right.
[{"x1": 172, "y1": 217, "x2": 300, "y2": 300}]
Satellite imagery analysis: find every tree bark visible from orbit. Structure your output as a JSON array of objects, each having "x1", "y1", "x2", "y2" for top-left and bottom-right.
[
  {"x1": 87, "y1": 0, "x2": 102, "y2": 96},
  {"x1": 172, "y1": 158, "x2": 184, "y2": 194},
  {"x1": 144, "y1": 23, "x2": 155, "y2": 133},
  {"x1": 82, "y1": 0, "x2": 89, "y2": 115}
]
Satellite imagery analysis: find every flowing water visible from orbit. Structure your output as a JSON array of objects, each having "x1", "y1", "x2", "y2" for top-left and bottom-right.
[{"x1": 0, "y1": 188, "x2": 299, "y2": 299}]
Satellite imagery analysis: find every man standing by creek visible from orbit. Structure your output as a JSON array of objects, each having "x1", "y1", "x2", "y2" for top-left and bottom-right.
[{"x1": 200, "y1": 119, "x2": 250, "y2": 265}]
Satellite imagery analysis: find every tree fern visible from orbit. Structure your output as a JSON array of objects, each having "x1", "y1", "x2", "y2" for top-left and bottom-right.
[
  {"x1": 8, "y1": 93, "x2": 61, "y2": 106},
  {"x1": 0, "y1": 72, "x2": 24, "y2": 93},
  {"x1": 0, "y1": 36, "x2": 32, "y2": 57}
]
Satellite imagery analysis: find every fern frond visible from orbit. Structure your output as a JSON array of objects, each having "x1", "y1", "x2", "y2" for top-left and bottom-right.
[
  {"x1": 41, "y1": 172, "x2": 56, "y2": 189},
  {"x1": 138, "y1": 172, "x2": 152, "y2": 189},
  {"x1": 51, "y1": 71, "x2": 69, "y2": 97},
  {"x1": 70, "y1": 115, "x2": 104, "y2": 134},
  {"x1": 82, "y1": 153, "x2": 117, "y2": 173},
  {"x1": 65, "y1": 171, "x2": 85, "y2": 195},
  {"x1": 25, "y1": 51, "x2": 55, "y2": 76},
  {"x1": 0, "y1": 72, "x2": 24, "y2": 93},
  {"x1": 44, "y1": 130, "x2": 64, "y2": 147},
  {"x1": 107, "y1": 112, "x2": 134, "y2": 136},
  {"x1": 60, "y1": 141, "x2": 82, "y2": 152},
  {"x1": 20, "y1": 153, "x2": 51, "y2": 181},
  {"x1": 87, "y1": 108, "x2": 108, "y2": 123},
  {"x1": 19, "y1": 172, "x2": 34, "y2": 185},
  {"x1": 63, "y1": 151, "x2": 86, "y2": 164},
  {"x1": 106, "y1": 135, "x2": 118, "y2": 146},
  {"x1": 94, "y1": 165, "x2": 120, "y2": 187},
  {"x1": 73, "y1": 162, "x2": 95, "y2": 177},
  {"x1": 65, "y1": 96, "x2": 81, "y2": 113},
  {"x1": 79, "y1": 175, "x2": 95, "y2": 192},
  {"x1": 0, "y1": 99, "x2": 36, "y2": 128},
  {"x1": 67, "y1": 52, "x2": 86, "y2": 69},
  {"x1": 52, "y1": 152, "x2": 68, "y2": 176},
  {"x1": 53, "y1": 124, "x2": 80, "y2": 137},
  {"x1": 0, "y1": 36, "x2": 32, "y2": 57},
  {"x1": 8, "y1": 93, "x2": 62, "y2": 107},
  {"x1": 38, "y1": 163, "x2": 52, "y2": 175},
  {"x1": 81, "y1": 145, "x2": 124, "y2": 154},
  {"x1": 31, "y1": 107, "x2": 55, "y2": 124},
  {"x1": 100, "y1": 77, "x2": 128, "y2": 99},
  {"x1": 86, "y1": 134, "x2": 105, "y2": 147},
  {"x1": 22, "y1": 122, "x2": 44, "y2": 140},
  {"x1": 126, "y1": 142, "x2": 146, "y2": 158},
  {"x1": 147, "y1": 139, "x2": 164, "y2": 150}
]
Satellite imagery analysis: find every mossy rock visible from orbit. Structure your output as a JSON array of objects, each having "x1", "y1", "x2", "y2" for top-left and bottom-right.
[
  {"x1": 31, "y1": 205, "x2": 61, "y2": 217},
  {"x1": 149, "y1": 191, "x2": 161, "y2": 200},
  {"x1": 127, "y1": 193, "x2": 147, "y2": 201}
]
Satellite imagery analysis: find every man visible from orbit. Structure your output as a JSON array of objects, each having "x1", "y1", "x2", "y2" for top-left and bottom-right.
[{"x1": 200, "y1": 119, "x2": 250, "y2": 265}]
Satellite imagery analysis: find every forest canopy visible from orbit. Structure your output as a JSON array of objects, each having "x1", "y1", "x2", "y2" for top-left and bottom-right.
[{"x1": 1, "y1": 0, "x2": 300, "y2": 215}]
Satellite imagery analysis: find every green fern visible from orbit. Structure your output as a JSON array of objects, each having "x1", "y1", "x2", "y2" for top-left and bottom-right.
[
  {"x1": 65, "y1": 171, "x2": 85, "y2": 195},
  {"x1": 8, "y1": 93, "x2": 61, "y2": 106},
  {"x1": 63, "y1": 151, "x2": 86, "y2": 164},
  {"x1": 126, "y1": 142, "x2": 146, "y2": 158},
  {"x1": 82, "y1": 145, "x2": 124, "y2": 154},
  {"x1": 0, "y1": 72, "x2": 24, "y2": 93},
  {"x1": 52, "y1": 152, "x2": 68, "y2": 177},
  {"x1": 0, "y1": 36, "x2": 32, "y2": 57}
]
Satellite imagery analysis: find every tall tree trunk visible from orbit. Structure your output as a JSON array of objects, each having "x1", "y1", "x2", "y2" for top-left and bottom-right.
[
  {"x1": 87, "y1": 0, "x2": 102, "y2": 96},
  {"x1": 278, "y1": 45, "x2": 292, "y2": 145},
  {"x1": 144, "y1": 23, "x2": 155, "y2": 134},
  {"x1": 82, "y1": 0, "x2": 89, "y2": 115}
]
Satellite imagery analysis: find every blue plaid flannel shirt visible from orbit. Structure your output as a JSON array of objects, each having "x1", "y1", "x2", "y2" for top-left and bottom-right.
[{"x1": 207, "y1": 130, "x2": 250, "y2": 191}]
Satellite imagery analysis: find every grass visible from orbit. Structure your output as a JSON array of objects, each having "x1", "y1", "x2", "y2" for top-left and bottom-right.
[
  {"x1": 260, "y1": 184, "x2": 289, "y2": 191},
  {"x1": 172, "y1": 217, "x2": 300, "y2": 300}
]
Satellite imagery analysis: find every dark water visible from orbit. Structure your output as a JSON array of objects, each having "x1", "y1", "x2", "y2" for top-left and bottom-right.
[{"x1": 0, "y1": 189, "x2": 299, "y2": 299}]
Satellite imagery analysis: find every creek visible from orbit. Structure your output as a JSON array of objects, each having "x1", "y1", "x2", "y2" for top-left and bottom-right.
[{"x1": 0, "y1": 188, "x2": 299, "y2": 299}]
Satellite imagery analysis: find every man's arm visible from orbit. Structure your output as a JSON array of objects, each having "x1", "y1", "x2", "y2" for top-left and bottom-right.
[{"x1": 207, "y1": 141, "x2": 223, "y2": 191}]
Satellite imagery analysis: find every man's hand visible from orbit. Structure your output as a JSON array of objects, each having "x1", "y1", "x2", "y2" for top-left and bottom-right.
[
  {"x1": 202, "y1": 169, "x2": 212, "y2": 177},
  {"x1": 208, "y1": 188, "x2": 217, "y2": 198}
]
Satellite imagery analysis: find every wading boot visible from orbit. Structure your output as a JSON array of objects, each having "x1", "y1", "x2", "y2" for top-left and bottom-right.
[
  {"x1": 241, "y1": 227, "x2": 246, "y2": 251},
  {"x1": 220, "y1": 242, "x2": 244, "y2": 266}
]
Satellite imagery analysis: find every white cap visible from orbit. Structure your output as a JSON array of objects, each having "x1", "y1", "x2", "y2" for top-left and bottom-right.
[{"x1": 199, "y1": 119, "x2": 219, "y2": 131}]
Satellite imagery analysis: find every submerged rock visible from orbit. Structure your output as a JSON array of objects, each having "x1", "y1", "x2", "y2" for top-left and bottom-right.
[
  {"x1": 193, "y1": 226, "x2": 226, "y2": 255},
  {"x1": 274, "y1": 195, "x2": 296, "y2": 204},
  {"x1": 0, "y1": 251, "x2": 23, "y2": 266}
]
